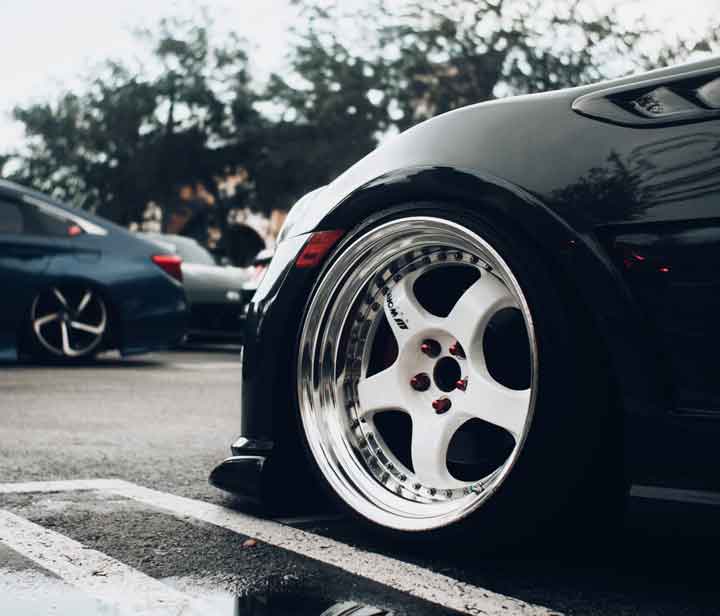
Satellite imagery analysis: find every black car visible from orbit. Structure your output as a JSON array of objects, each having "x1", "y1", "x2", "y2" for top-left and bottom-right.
[
  {"x1": 0, "y1": 181, "x2": 188, "y2": 361},
  {"x1": 211, "y1": 58, "x2": 720, "y2": 544}
]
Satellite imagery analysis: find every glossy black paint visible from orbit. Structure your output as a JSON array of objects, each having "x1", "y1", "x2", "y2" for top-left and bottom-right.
[
  {"x1": 221, "y1": 57, "x2": 720, "y2": 494},
  {"x1": 0, "y1": 181, "x2": 188, "y2": 358}
]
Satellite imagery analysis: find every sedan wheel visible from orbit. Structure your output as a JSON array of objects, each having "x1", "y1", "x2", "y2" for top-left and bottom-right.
[
  {"x1": 30, "y1": 286, "x2": 108, "y2": 359},
  {"x1": 297, "y1": 215, "x2": 541, "y2": 533}
]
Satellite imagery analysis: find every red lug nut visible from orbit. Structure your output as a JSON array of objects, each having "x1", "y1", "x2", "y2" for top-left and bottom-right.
[
  {"x1": 410, "y1": 373, "x2": 431, "y2": 392},
  {"x1": 432, "y1": 398, "x2": 452, "y2": 414},
  {"x1": 455, "y1": 378, "x2": 467, "y2": 391},
  {"x1": 420, "y1": 339, "x2": 441, "y2": 358},
  {"x1": 449, "y1": 341, "x2": 465, "y2": 358}
]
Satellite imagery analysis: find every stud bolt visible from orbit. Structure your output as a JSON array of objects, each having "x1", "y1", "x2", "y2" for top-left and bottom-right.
[
  {"x1": 420, "y1": 339, "x2": 441, "y2": 358},
  {"x1": 455, "y1": 378, "x2": 467, "y2": 391},
  {"x1": 432, "y1": 398, "x2": 451, "y2": 414},
  {"x1": 410, "y1": 373, "x2": 431, "y2": 392},
  {"x1": 449, "y1": 341, "x2": 465, "y2": 358}
]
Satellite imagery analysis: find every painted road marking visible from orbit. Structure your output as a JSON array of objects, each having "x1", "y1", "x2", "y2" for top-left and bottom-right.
[
  {"x1": 0, "y1": 479, "x2": 121, "y2": 495},
  {"x1": 631, "y1": 485, "x2": 720, "y2": 506},
  {"x1": 0, "y1": 568, "x2": 117, "y2": 616},
  {"x1": 0, "y1": 479, "x2": 557, "y2": 616},
  {"x1": 273, "y1": 513, "x2": 346, "y2": 525},
  {"x1": 173, "y1": 362, "x2": 241, "y2": 371},
  {"x1": 0, "y1": 509, "x2": 200, "y2": 616}
]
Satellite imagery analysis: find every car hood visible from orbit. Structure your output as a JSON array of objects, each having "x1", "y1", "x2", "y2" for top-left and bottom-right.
[{"x1": 181, "y1": 263, "x2": 251, "y2": 303}]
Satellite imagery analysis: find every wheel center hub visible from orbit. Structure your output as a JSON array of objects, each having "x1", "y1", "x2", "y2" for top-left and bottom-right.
[{"x1": 433, "y1": 356, "x2": 461, "y2": 392}]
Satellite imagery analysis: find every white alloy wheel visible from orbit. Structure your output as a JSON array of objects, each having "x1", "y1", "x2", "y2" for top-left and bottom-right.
[
  {"x1": 297, "y1": 216, "x2": 538, "y2": 532},
  {"x1": 31, "y1": 286, "x2": 108, "y2": 358}
]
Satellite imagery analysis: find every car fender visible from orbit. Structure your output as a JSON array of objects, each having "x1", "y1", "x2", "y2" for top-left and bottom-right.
[{"x1": 299, "y1": 164, "x2": 667, "y2": 420}]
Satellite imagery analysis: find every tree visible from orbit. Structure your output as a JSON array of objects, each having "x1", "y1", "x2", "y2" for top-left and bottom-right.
[
  {"x1": 4, "y1": 12, "x2": 260, "y2": 223},
  {"x1": 377, "y1": 0, "x2": 654, "y2": 129},
  {"x1": 282, "y1": 0, "x2": 707, "y2": 136},
  {"x1": 253, "y1": 22, "x2": 390, "y2": 211},
  {"x1": 4, "y1": 1, "x2": 718, "y2": 222},
  {"x1": 261, "y1": 0, "x2": 680, "y2": 204}
]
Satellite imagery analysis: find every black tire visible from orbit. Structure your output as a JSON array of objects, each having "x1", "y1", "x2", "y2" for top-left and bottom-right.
[{"x1": 293, "y1": 202, "x2": 626, "y2": 551}]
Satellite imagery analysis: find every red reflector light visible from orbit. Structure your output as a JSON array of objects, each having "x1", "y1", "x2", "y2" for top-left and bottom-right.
[
  {"x1": 67, "y1": 224, "x2": 83, "y2": 237},
  {"x1": 295, "y1": 230, "x2": 344, "y2": 268},
  {"x1": 152, "y1": 254, "x2": 183, "y2": 282}
]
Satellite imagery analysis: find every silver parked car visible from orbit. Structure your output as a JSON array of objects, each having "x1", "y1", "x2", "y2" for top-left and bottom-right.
[{"x1": 140, "y1": 233, "x2": 256, "y2": 341}]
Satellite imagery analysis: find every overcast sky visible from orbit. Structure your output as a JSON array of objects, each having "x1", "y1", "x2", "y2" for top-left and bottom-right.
[{"x1": 0, "y1": 0, "x2": 717, "y2": 148}]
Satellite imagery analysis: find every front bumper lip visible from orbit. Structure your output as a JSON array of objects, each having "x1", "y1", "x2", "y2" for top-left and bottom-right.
[
  {"x1": 208, "y1": 436, "x2": 275, "y2": 500},
  {"x1": 209, "y1": 455, "x2": 267, "y2": 500}
]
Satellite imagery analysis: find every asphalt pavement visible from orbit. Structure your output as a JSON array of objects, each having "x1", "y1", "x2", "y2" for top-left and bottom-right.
[{"x1": 1, "y1": 347, "x2": 719, "y2": 616}]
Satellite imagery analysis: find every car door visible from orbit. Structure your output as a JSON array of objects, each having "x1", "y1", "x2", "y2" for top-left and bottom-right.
[{"x1": 0, "y1": 195, "x2": 75, "y2": 356}]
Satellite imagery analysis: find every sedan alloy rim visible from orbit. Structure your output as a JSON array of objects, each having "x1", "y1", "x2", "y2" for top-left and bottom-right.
[
  {"x1": 31, "y1": 287, "x2": 107, "y2": 357},
  {"x1": 298, "y1": 217, "x2": 538, "y2": 531}
]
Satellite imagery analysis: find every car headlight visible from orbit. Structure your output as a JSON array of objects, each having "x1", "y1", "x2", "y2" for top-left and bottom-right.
[{"x1": 277, "y1": 186, "x2": 326, "y2": 244}]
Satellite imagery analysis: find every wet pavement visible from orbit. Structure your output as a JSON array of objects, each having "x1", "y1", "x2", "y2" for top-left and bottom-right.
[{"x1": 1, "y1": 348, "x2": 719, "y2": 615}]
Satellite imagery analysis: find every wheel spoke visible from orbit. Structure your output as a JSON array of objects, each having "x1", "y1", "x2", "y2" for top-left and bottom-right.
[
  {"x1": 465, "y1": 371, "x2": 531, "y2": 437},
  {"x1": 33, "y1": 313, "x2": 60, "y2": 329},
  {"x1": 70, "y1": 320, "x2": 104, "y2": 336},
  {"x1": 410, "y1": 411, "x2": 470, "y2": 487},
  {"x1": 53, "y1": 288, "x2": 69, "y2": 310},
  {"x1": 60, "y1": 321, "x2": 72, "y2": 355},
  {"x1": 382, "y1": 273, "x2": 436, "y2": 350},
  {"x1": 446, "y1": 273, "x2": 515, "y2": 352},
  {"x1": 77, "y1": 290, "x2": 92, "y2": 314},
  {"x1": 356, "y1": 364, "x2": 408, "y2": 418}
]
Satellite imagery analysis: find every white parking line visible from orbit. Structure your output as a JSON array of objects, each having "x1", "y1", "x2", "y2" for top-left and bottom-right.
[
  {"x1": 173, "y1": 362, "x2": 241, "y2": 371},
  {"x1": 0, "y1": 479, "x2": 558, "y2": 616},
  {"x1": 631, "y1": 485, "x2": 720, "y2": 506},
  {"x1": 0, "y1": 479, "x2": 120, "y2": 494},
  {"x1": 273, "y1": 513, "x2": 346, "y2": 525},
  {"x1": 0, "y1": 509, "x2": 197, "y2": 616}
]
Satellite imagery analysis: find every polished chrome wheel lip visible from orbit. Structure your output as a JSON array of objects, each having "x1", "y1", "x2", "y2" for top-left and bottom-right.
[
  {"x1": 297, "y1": 217, "x2": 538, "y2": 532},
  {"x1": 31, "y1": 287, "x2": 107, "y2": 358}
]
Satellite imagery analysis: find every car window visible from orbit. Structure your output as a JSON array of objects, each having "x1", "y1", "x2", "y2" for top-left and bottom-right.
[
  {"x1": 0, "y1": 199, "x2": 24, "y2": 234},
  {"x1": 22, "y1": 202, "x2": 75, "y2": 236}
]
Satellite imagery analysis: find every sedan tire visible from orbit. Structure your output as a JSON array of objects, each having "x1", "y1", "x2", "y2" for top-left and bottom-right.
[{"x1": 295, "y1": 204, "x2": 625, "y2": 547}]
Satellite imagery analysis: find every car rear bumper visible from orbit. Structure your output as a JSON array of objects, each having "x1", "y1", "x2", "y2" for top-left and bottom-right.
[{"x1": 119, "y1": 298, "x2": 189, "y2": 355}]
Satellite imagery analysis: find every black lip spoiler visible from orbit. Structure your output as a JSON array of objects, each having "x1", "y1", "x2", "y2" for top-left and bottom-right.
[
  {"x1": 209, "y1": 436, "x2": 334, "y2": 514},
  {"x1": 208, "y1": 436, "x2": 274, "y2": 500},
  {"x1": 209, "y1": 455, "x2": 266, "y2": 500}
]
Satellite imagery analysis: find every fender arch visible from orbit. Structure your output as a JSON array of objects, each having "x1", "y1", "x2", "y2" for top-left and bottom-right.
[{"x1": 309, "y1": 165, "x2": 667, "y2": 419}]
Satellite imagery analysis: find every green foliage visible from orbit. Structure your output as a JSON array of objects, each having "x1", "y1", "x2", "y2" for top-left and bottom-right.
[
  {"x1": 5, "y1": 13, "x2": 259, "y2": 223},
  {"x1": 289, "y1": 0, "x2": 665, "y2": 132},
  {"x1": 3, "y1": 1, "x2": 717, "y2": 221},
  {"x1": 255, "y1": 27, "x2": 390, "y2": 211}
]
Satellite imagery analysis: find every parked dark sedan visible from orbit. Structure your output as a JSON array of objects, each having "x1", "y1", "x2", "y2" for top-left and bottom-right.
[
  {"x1": 0, "y1": 181, "x2": 188, "y2": 361},
  {"x1": 211, "y1": 58, "x2": 720, "y2": 546}
]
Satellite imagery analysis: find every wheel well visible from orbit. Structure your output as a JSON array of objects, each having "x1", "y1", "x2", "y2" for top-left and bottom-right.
[{"x1": 269, "y1": 198, "x2": 625, "y2": 494}]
